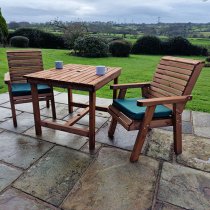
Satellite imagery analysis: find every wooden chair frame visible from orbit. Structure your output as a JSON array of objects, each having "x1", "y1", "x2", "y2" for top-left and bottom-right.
[
  {"x1": 4, "y1": 50, "x2": 56, "y2": 127},
  {"x1": 108, "y1": 56, "x2": 205, "y2": 162}
]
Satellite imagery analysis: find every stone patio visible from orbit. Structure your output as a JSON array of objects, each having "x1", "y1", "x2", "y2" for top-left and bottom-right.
[{"x1": 0, "y1": 91, "x2": 210, "y2": 210}]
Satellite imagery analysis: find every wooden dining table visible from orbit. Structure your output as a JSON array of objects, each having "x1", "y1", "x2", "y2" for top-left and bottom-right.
[{"x1": 24, "y1": 64, "x2": 121, "y2": 150}]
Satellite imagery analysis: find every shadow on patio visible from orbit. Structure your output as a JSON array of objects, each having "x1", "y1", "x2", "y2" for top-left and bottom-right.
[{"x1": 0, "y1": 91, "x2": 210, "y2": 210}]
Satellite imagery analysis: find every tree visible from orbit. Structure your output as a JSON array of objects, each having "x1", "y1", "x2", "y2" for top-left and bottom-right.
[
  {"x1": 51, "y1": 20, "x2": 88, "y2": 49},
  {"x1": 0, "y1": 8, "x2": 8, "y2": 46}
]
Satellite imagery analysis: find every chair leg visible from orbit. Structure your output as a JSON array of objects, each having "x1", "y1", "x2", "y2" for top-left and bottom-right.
[
  {"x1": 130, "y1": 106, "x2": 156, "y2": 162},
  {"x1": 173, "y1": 111, "x2": 182, "y2": 155},
  {"x1": 108, "y1": 118, "x2": 118, "y2": 138},
  {"x1": 50, "y1": 90, "x2": 56, "y2": 120},
  {"x1": 46, "y1": 100, "x2": 50, "y2": 108},
  {"x1": 9, "y1": 95, "x2": 17, "y2": 127}
]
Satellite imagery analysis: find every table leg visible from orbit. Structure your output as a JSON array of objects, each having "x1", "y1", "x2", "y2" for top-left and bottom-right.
[
  {"x1": 68, "y1": 88, "x2": 73, "y2": 113},
  {"x1": 31, "y1": 83, "x2": 42, "y2": 135},
  {"x1": 89, "y1": 91, "x2": 96, "y2": 150},
  {"x1": 113, "y1": 77, "x2": 119, "y2": 99}
]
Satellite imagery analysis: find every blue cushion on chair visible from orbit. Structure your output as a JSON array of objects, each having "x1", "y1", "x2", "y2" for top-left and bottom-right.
[
  {"x1": 113, "y1": 98, "x2": 172, "y2": 120},
  {"x1": 12, "y1": 83, "x2": 51, "y2": 96}
]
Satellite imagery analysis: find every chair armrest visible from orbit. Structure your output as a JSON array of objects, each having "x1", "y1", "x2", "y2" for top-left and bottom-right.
[
  {"x1": 4, "y1": 72, "x2": 11, "y2": 84},
  {"x1": 137, "y1": 95, "x2": 192, "y2": 107},
  {"x1": 110, "y1": 82, "x2": 151, "y2": 90}
]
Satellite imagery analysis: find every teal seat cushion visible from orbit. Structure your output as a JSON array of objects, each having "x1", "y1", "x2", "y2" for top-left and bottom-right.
[
  {"x1": 12, "y1": 83, "x2": 51, "y2": 96},
  {"x1": 113, "y1": 98, "x2": 172, "y2": 120}
]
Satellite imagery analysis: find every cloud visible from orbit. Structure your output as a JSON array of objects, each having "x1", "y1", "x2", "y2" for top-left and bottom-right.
[{"x1": 1, "y1": 0, "x2": 210, "y2": 23}]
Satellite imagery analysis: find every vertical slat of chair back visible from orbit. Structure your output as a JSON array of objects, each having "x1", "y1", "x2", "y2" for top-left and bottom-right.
[
  {"x1": 147, "y1": 56, "x2": 204, "y2": 110},
  {"x1": 7, "y1": 50, "x2": 43, "y2": 83}
]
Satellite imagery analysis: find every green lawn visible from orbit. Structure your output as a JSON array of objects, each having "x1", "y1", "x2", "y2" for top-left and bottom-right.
[{"x1": 1, "y1": 48, "x2": 210, "y2": 112}]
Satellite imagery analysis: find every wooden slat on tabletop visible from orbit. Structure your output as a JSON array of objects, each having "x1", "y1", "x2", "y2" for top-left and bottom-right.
[
  {"x1": 59, "y1": 66, "x2": 94, "y2": 82},
  {"x1": 90, "y1": 68, "x2": 120, "y2": 85}
]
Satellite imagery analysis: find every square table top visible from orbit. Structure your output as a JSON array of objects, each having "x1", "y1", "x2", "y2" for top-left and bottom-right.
[{"x1": 24, "y1": 64, "x2": 121, "y2": 91}]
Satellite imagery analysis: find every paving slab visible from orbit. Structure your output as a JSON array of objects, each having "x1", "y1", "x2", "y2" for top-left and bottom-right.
[
  {"x1": 193, "y1": 111, "x2": 210, "y2": 138},
  {"x1": 161, "y1": 121, "x2": 193, "y2": 134},
  {"x1": 40, "y1": 103, "x2": 78, "y2": 120},
  {"x1": 24, "y1": 119, "x2": 88, "y2": 150},
  {"x1": 0, "y1": 107, "x2": 21, "y2": 123},
  {"x1": 177, "y1": 135, "x2": 210, "y2": 172},
  {"x1": 0, "y1": 131, "x2": 53, "y2": 169},
  {"x1": 0, "y1": 112, "x2": 44, "y2": 133},
  {"x1": 0, "y1": 164, "x2": 22, "y2": 192},
  {"x1": 0, "y1": 92, "x2": 9, "y2": 105},
  {"x1": 13, "y1": 146, "x2": 93, "y2": 207},
  {"x1": 95, "y1": 122, "x2": 149, "y2": 152},
  {"x1": 1, "y1": 101, "x2": 47, "y2": 113},
  {"x1": 55, "y1": 93, "x2": 89, "y2": 104},
  {"x1": 0, "y1": 188, "x2": 58, "y2": 210},
  {"x1": 182, "y1": 110, "x2": 191, "y2": 122},
  {"x1": 62, "y1": 147, "x2": 159, "y2": 210},
  {"x1": 154, "y1": 201, "x2": 186, "y2": 210},
  {"x1": 146, "y1": 129, "x2": 173, "y2": 161},
  {"x1": 158, "y1": 162, "x2": 210, "y2": 210}
]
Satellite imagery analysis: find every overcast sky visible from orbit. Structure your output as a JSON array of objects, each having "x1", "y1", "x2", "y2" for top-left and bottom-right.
[{"x1": 1, "y1": 0, "x2": 210, "y2": 23}]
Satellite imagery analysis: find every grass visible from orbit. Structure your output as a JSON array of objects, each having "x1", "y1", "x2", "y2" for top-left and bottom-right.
[{"x1": 0, "y1": 47, "x2": 210, "y2": 112}]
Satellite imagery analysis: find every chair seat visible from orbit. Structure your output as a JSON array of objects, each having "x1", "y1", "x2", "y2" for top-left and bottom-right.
[
  {"x1": 12, "y1": 83, "x2": 51, "y2": 97},
  {"x1": 113, "y1": 98, "x2": 172, "y2": 120}
]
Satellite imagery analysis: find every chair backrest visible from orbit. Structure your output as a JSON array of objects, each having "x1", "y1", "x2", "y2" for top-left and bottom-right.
[
  {"x1": 147, "y1": 56, "x2": 205, "y2": 110},
  {"x1": 7, "y1": 50, "x2": 44, "y2": 83}
]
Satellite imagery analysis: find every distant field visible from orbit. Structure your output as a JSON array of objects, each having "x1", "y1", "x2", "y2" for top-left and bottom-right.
[{"x1": 0, "y1": 48, "x2": 210, "y2": 112}]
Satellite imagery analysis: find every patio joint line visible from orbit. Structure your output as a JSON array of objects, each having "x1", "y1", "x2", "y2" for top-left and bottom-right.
[{"x1": 151, "y1": 160, "x2": 164, "y2": 210}]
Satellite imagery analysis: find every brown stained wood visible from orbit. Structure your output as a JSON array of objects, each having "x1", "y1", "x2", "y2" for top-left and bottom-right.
[
  {"x1": 137, "y1": 95, "x2": 192, "y2": 106},
  {"x1": 108, "y1": 56, "x2": 204, "y2": 162},
  {"x1": 156, "y1": 68, "x2": 190, "y2": 81},
  {"x1": 7, "y1": 50, "x2": 43, "y2": 83},
  {"x1": 89, "y1": 91, "x2": 96, "y2": 150},
  {"x1": 149, "y1": 86, "x2": 171, "y2": 97},
  {"x1": 173, "y1": 103, "x2": 182, "y2": 154},
  {"x1": 113, "y1": 77, "x2": 118, "y2": 99},
  {"x1": 6, "y1": 50, "x2": 56, "y2": 128},
  {"x1": 130, "y1": 105, "x2": 156, "y2": 162},
  {"x1": 110, "y1": 82, "x2": 151, "y2": 90},
  {"x1": 108, "y1": 108, "x2": 130, "y2": 130},
  {"x1": 118, "y1": 89, "x2": 127, "y2": 99},
  {"x1": 154, "y1": 73, "x2": 188, "y2": 86},
  {"x1": 65, "y1": 107, "x2": 89, "y2": 126},
  {"x1": 162, "y1": 56, "x2": 202, "y2": 65},
  {"x1": 160, "y1": 59, "x2": 195, "y2": 70},
  {"x1": 183, "y1": 62, "x2": 205, "y2": 95},
  {"x1": 25, "y1": 64, "x2": 121, "y2": 91},
  {"x1": 109, "y1": 105, "x2": 133, "y2": 126},
  {"x1": 68, "y1": 89, "x2": 73, "y2": 113},
  {"x1": 157, "y1": 64, "x2": 193, "y2": 75},
  {"x1": 31, "y1": 83, "x2": 42, "y2": 135},
  {"x1": 41, "y1": 120, "x2": 89, "y2": 137},
  {"x1": 151, "y1": 82, "x2": 182, "y2": 96},
  {"x1": 153, "y1": 77, "x2": 185, "y2": 92}
]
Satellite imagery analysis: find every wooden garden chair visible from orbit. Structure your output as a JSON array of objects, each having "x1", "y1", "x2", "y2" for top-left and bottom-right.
[
  {"x1": 4, "y1": 50, "x2": 56, "y2": 127},
  {"x1": 108, "y1": 56, "x2": 205, "y2": 162}
]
